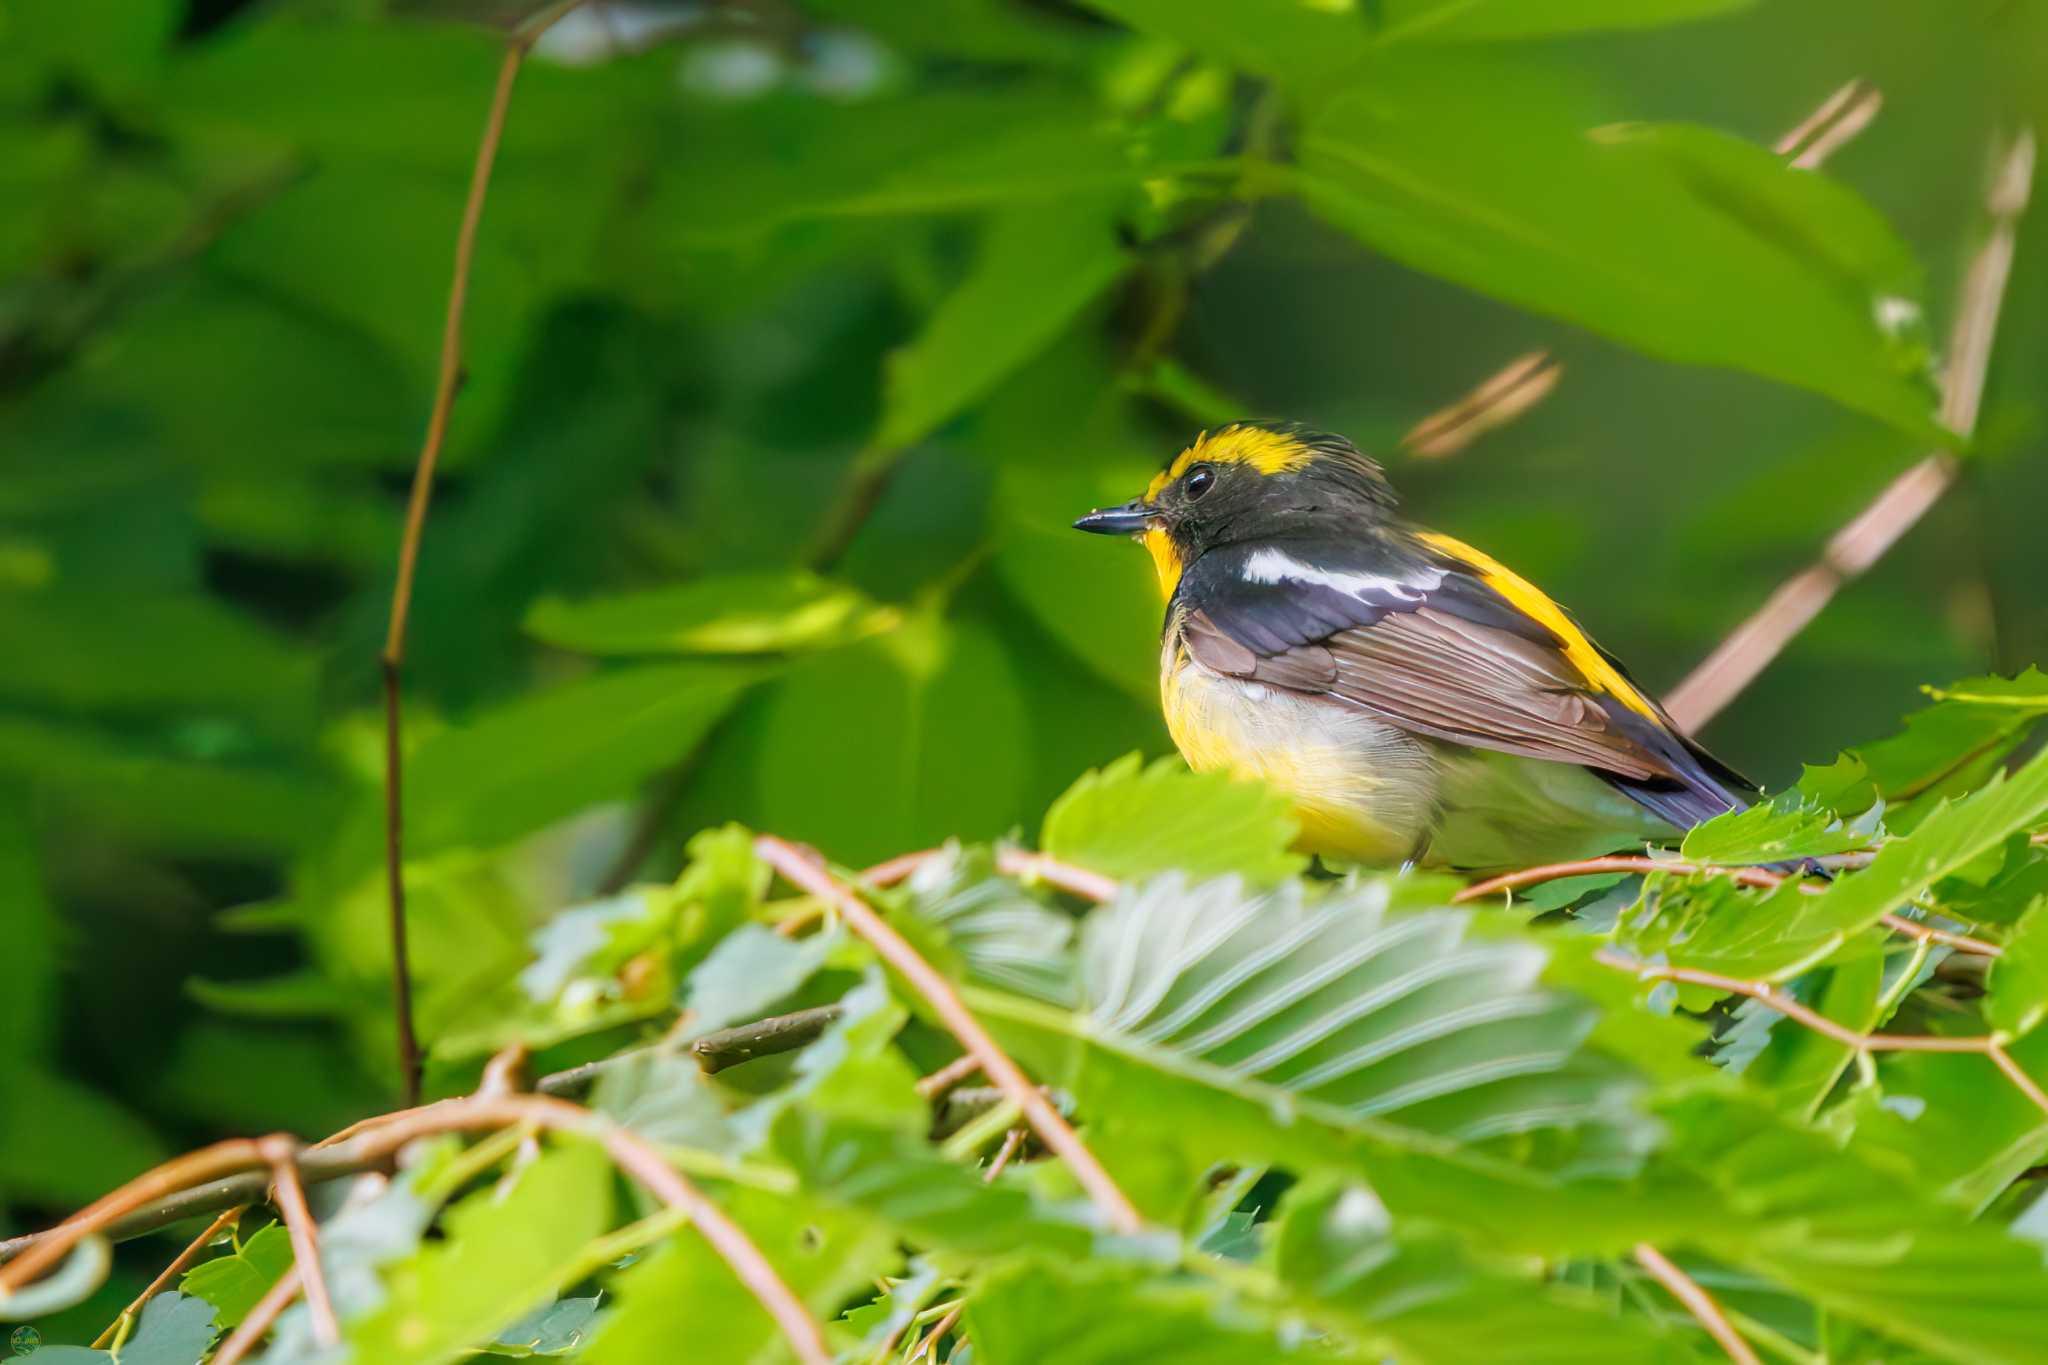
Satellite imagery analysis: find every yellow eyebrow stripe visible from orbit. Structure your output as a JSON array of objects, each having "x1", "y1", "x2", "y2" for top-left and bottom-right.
[
  {"x1": 1146, "y1": 425, "x2": 1314, "y2": 502},
  {"x1": 1415, "y1": 531, "x2": 1662, "y2": 722}
]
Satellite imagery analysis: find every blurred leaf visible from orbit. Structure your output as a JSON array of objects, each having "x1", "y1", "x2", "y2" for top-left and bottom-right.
[
  {"x1": 592, "y1": 1051, "x2": 740, "y2": 1156},
  {"x1": 0, "y1": 1067, "x2": 171, "y2": 1207},
  {"x1": 877, "y1": 200, "x2": 1128, "y2": 450},
  {"x1": 341, "y1": 1140, "x2": 614, "y2": 1365},
  {"x1": 526, "y1": 573, "x2": 898, "y2": 657},
  {"x1": 181, "y1": 1222, "x2": 292, "y2": 1330},
  {"x1": 1075, "y1": 0, "x2": 1374, "y2": 91},
  {"x1": 1041, "y1": 753, "x2": 1304, "y2": 886},
  {"x1": 754, "y1": 612, "x2": 1028, "y2": 865},
  {"x1": 1988, "y1": 899, "x2": 2048, "y2": 1038},
  {"x1": 680, "y1": 923, "x2": 841, "y2": 1035},
  {"x1": 968, "y1": 1258, "x2": 1334, "y2": 1365},
  {"x1": 898, "y1": 842, "x2": 1077, "y2": 1003},
  {"x1": 1272, "y1": 1184, "x2": 1687, "y2": 1364},
  {"x1": 6, "y1": 0, "x2": 178, "y2": 90},
  {"x1": 1293, "y1": 56, "x2": 1940, "y2": 436},
  {"x1": 1375, "y1": 0, "x2": 1757, "y2": 44},
  {"x1": 582, "y1": 1185, "x2": 895, "y2": 1365},
  {"x1": 406, "y1": 662, "x2": 761, "y2": 855},
  {"x1": 30, "y1": 1292, "x2": 217, "y2": 1365},
  {"x1": 492, "y1": 1294, "x2": 602, "y2": 1356}
]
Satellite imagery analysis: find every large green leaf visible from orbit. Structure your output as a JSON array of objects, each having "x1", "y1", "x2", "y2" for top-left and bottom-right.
[
  {"x1": 875, "y1": 199, "x2": 1128, "y2": 451},
  {"x1": 1854, "y1": 671, "x2": 2048, "y2": 802},
  {"x1": 180, "y1": 1222, "x2": 292, "y2": 1329},
  {"x1": 1292, "y1": 55, "x2": 1939, "y2": 437},
  {"x1": 525, "y1": 573, "x2": 896, "y2": 657},
  {"x1": 31, "y1": 1292, "x2": 218, "y2": 1365},
  {"x1": 896, "y1": 842, "x2": 1077, "y2": 1004},
  {"x1": 1041, "y1": 754, "x2": 1305, "y2": 887},
  {"x1": 405, "y1": 662, "x2": 762, "y2": 855},
  {"x1": 1372, "y1": 0, "x2": 1756, "y2": 43}
]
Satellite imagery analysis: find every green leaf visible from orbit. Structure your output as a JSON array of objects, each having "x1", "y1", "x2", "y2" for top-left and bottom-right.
[
  {"x1": 492, "y1": 1295, "x2": 602, "y2": 1356},
  {"x1": 341, "y1": 1140, "x2": 615, "y2": 1365},
  {"x1": 1680, "y1": 788, "x2": 1875, "y2": 865},
  {"x1": 680, "y1": 924, "x2": 841, "y2": 1036},
  {"x1": 1077, "y1": 873, "x2": 1649, "y2": 1161},
  {"x1": 876, "y1": 200, "x2": 1128, "y2": 451},
  {"x1": 1988, "y1": 898, "x2": 2048, "y2": 1038},
  {"x1": 1372, "y1": 0, "x2": 1756, "y2": 43},
  {"x1": 1272, "y1": 1184, "x2": 1687, "y2": 1364},
  {"x1": 1669, "y1": 1092, "x2": 2048, "y2": 1364},
  {"x1": 968, "y1": 1258, "x2": 1339, "y2": 1365},
  {"x1": 181, "y1": 1222, "x2": 293, "y2": 1329},
  {"x1": 525, "y1": 573, "x2": 897, "y2": 657},
  {"x1": 30, "y1": 1292, "x2": 218, "y2": 1365},
  {"x1": 1855, "y1": 670, "x2": 2048, "y2": 802},
  {"x1": 582, "y1": 1185, "x2": 895, "y2": 1365},
  {"x1": 754, "y1": 613, "x2": 1028, "y2": 865},
  {"x1": 897, "y1": 843, "x2": 1077, "y2": 1004},
  {"x1": 1041, "y1": 754, "x2": 1304, "y2": 887},
  {"x1": 406, "y1": 662, "x2": 762, "y2": 855},
  {"x1": 1293, "y1": 56, "x2": 1940, "y2": 436}
]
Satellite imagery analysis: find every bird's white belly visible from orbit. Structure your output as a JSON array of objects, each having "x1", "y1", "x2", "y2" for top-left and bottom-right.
[{"x1": 1160, "y1": 643, "x2": 1438, "y2": 864}]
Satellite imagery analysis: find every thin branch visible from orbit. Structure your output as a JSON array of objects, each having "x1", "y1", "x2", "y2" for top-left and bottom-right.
[
  {"x1": 1, "y1": 1096, "x2": 831, "y2": 1365},
  {"x1": 90, "y1": 1205, "x2": 244, "y2": 1349},
  {"x1": 378, "y1": 3, "x2": 590, "y2": 1106},
  {"x1": 995, "y1": 849, "x2": 1123, "y2": 903},
  {"x1": 916, "y1": 1053, "x2": 984, "y2": 1100},
  {"x1": 1664, "y1": 130, "x2": 2034, "y2": 731},
  {"x1": 1596, "y1": 949, "x2": 2048, "y2": 1115},
  {"x1": 983, "y1": 1128, "x2": 1027, "y2": 1182},
  {"x1": 260, "y1": 1136, "x2": 338, "y2": 1347},
  {"x1": 1401, "y1": 351, "x2": 1563, "y2": 460},
  {"x1": 211, "y1": 1265, "x2": 304, "y2": 1365},
  {"x1": 910, "y1": 1303, "x2": 964, "y2": 1363},
  {"x1": 1773, "y1": 79, "x2": 1882, "y2": 170},
  {"x1": 756, "y1": 836, "x2": 1144, "y2": 1234},
  {"x1": 1632, "y1": 1243, "x2": 1761, "y2": 1365}
]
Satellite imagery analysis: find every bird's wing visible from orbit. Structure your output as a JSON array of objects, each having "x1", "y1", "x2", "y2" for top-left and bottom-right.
[{"x1": 1177, "y1": 532, "x2": 1754, "y2": 827}]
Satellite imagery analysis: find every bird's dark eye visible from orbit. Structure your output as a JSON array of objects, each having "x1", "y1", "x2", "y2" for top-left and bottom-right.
[{"x1": 1185, "y1": 465, "x2": 1216, "y2": 500}]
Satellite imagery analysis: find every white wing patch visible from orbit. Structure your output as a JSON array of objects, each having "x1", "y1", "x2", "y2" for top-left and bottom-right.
[{"x1": 1239, "y1": 547, "x2": 1441, "y2": 603}]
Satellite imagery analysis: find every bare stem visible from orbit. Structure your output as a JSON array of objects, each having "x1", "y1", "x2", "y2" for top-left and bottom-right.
[
  {"x1": 211, "y1": 1265, "x2": 304, "y2": 1365},
  {"x1": 756, "y1": 836, "x2": 1143, "y2": 1234},
  {"x1": 90, "y1": 1205, "x2": 244, "y2": 1349},
  {"x1": 1632, "y1": 1243, "x2": 1761, "y2": 1365},
  {"x1": 260, "y1": 1137, "x2": 337, "y2": 1347},
  {"x1": 1664, "y1": 130, "x2": 2034, "y2": 731}
]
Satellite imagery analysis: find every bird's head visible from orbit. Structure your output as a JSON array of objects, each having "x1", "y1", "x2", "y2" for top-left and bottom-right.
[{"x1": 1073, "y1": 421, "x2": 1396, "y2": 596}]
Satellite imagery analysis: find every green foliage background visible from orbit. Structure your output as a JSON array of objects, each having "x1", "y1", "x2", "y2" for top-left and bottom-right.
[{"x1": 5, "y1": 0, "x2": 2048, "y2": 1361}]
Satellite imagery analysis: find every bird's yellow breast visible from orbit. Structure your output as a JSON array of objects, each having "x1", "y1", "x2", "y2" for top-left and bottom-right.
[{"x1": 1160, "y1": 637, "x2": 1437, "y2": 864}]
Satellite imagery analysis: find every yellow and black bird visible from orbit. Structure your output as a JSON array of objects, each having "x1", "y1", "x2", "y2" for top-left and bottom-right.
[{"x1": 1075, "y1": 421, "x2": 1757, "y2": 871}]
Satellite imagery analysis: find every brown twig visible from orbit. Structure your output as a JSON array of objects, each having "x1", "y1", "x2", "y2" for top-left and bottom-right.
[
  {"x1": 916, "y1": 1052, "x2": 985, "y2": 1099},
  {"x1": 1631, "y1": 1243, "x2": 1761, "y2": 1365},
  {"x1": 211, "y1": 1265, "x2": 304, "y2": 1365},
  {"x1": 259, "y1": 1137, "x2": 338, "y2": 1347},
  {"x1": 90, "y1": 1206, "x2": 245, "y2": 1349},
  {"x1": 1596, "y1": 949, "x2": 2048, "y2": 1115},
  {"x1": 910, "y1": 1303, "x2": 965, "y2": 1363},
  {"x1": 1664, "y1": 130, "x2": 2034, "y2": 731},
  {"x1": 2, "y1": 1095, "x2": 830, "y2": 1365},
  {"x1": 995, "y1": 849, "x2": 1123, "y2": 903},
  {"x1": 1773, "y1": 79, "x2": 1883, "y2": 170},
  {"x1": 1401, "y1": 351, "x2": 1563, "y2": 460},
  {"x1": 983, "y1": 1128, "x2": 1027, "y2": 1182},
  {"x1": 378, "y1": 4, "x2": 590, "y2": 1107},
  {"x1": 756, "y1": 836, "x2": 1143, "y2": 1235}
]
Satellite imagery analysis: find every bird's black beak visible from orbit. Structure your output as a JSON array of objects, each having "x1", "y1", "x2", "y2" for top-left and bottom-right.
[{"x1": 1072, "y1": 499, "x2": 1156, "y2": 536}]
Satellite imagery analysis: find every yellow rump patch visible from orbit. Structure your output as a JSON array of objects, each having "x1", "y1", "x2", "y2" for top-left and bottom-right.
[
  {"x1": 1146, "y1": 425, "x2": 1313, "y2": 502},
  {"x1": 1416, "y1": 531, "x2": 1661, "y2": 722}
]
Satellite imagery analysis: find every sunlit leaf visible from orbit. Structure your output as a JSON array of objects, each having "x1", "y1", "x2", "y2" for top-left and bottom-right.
[
  {"x1": 525, "y1": 573, "x2": 897, "y2": 657},
  {"x1": 180, "y1": 1222, "x2": 292, "y2": 1329},
  {"x1": 1042, "y1": 754, "x2": 1304, "y2": 887}
]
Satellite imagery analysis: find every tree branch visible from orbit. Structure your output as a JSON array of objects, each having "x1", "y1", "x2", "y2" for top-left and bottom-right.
[
  {"x1": 1632, "y1": 1243, "x2": 1761, "y2": 1365},
  {"x1": 1664, "y1": 129, "x2": 2034, "y2": 731},
  {"x1": 755, "y1": 835, "x2": 1144, "y2": 1234}
]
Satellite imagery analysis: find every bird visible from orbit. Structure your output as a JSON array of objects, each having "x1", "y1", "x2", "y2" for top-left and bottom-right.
[{"x1": 1073, "y1": 420, "x2": 1759, "y2": 871}]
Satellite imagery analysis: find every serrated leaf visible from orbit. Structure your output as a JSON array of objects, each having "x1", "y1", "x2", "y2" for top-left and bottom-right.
[
  {"x1": 898, "y1": 843, "x2": 1077, "y2": 1004},
  {"x1": 524, "y1": 573, "x2": 896, "y2": 657},
  {"x1": 1041, "y1": 754, "x2": 1304, "y2": 887},
  {"x1": 1855, "y1": 670, "x2": 2048, "y2": 802},
  {"x1": 30, "y1": 1292, "x2": 219, "y2": 1365},
  {"x1": 581, "y1": 1185, "x2": 894, "y2": 1365},
  {"x1": 1079, "y1": 873, "x2": 1648, "y2": 1159},
  {"x1": 340, "y1": 1141, "x2": 614, "y2": 1365},
  {"x1": 492, "y1": 1294, "x2": 602, "y2": 1356},
  {"x1": 1680, "y1": 788, "x2": 1872, "y2": 864},
  {"x1": 1272, "y1": 1184, "x2": 1689, "y2": 1364},
  {"x1": 679, "y1": 923, "x2": 841, "y2": 1036},
  {"x1": 180, "y1": 1221, "x2": 292, "y2": 1329},
  {"x1": 1987, "y1": 898, "x2": 2048, "y2": 1038}
]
